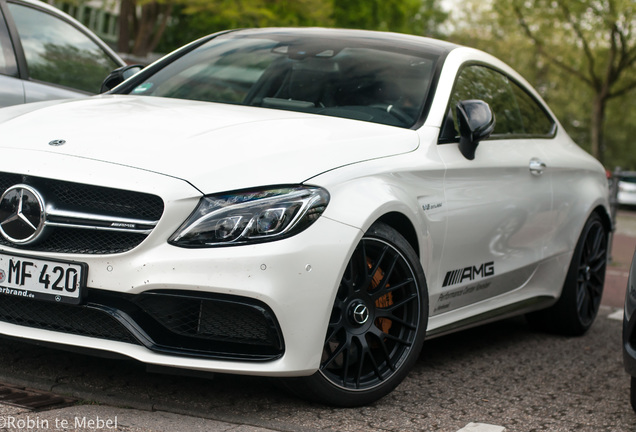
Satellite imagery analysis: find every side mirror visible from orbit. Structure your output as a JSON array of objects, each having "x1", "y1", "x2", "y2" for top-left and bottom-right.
[
  {"x1": 100, "y1": 64, "x2": 144, "y2": 93},
  {"x1": 456, "y1": 99, "x2": 496, "y2": 160}
]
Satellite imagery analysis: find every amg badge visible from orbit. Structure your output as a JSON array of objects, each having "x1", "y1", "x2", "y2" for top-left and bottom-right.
[{"x1": 443, "y1": 261, "x2": 495, "y2": 288}]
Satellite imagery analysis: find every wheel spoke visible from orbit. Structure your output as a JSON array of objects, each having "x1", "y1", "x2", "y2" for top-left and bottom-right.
[
  {"x1": 370, "y1": 253, "x2": 399, "y2": 295},
  {"x1": 364, "y1": 241, "x2": 388, "y2": 281},
  {"x1": 372, "y1": 277, "x2": 414, "y2": 300},
  {"x1": 341, "y1": 342, "x2": 352, "y2": 386},
  {"x1": 382, "y1": 332, "x2": 414, "y2": 348},
  {"x1": 375, "y1": 312, "x2": 417, "y2": 330},
  {"x1": 576, "y1": 283, "x2": 587, "y2": 312},
  {"x1": 325, "y1": 321, "x2": 343, "y2": 343},
  {"x1": 368, "y1": 326, "x2": 398, "y2": 371},
  {"x1": 322, "y1": 331, "x2": 346, "y2": 369},
  {"x1": 586, "y1": 287, "x2": 598, "y2": 318},
  {"x1": 354, "y1": 339, "x2": 370, "y2": 388},
  {"x1": 382, "y1": 292, "x2": 419, "y2": 313},
  {"x1": 588, "y1": 280, "x2": 603, "y2": 297}
]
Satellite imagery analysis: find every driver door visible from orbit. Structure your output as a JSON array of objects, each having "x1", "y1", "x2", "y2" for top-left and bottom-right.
[{"x1": 432, "y1": 64, "x2": 557, "y2": 316}]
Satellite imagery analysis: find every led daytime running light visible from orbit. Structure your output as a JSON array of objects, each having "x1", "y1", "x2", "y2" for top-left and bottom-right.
[{"x1": 169, "y1": 186, "x2": 329, "y2": 247}]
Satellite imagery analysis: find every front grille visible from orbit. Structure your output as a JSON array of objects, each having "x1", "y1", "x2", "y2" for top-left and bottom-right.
[
  {"x1": 48, "y1": 180, "x2": 163, "y2": 220},
  {"x1": 0, "y1": 227, "x2": 148, "y2": 254},
  {"x1": 0, "y1": 173, "x2": 164, "y2": 254},
  {"x1": 0, "y1": 289, "x2": 285, "y2": 361}
]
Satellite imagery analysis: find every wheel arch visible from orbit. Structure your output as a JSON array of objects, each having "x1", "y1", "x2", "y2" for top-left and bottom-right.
[
  {"x1": 593, "y1": 204, "x2": 613, "y2": 235},
  {"x1": 376, "y1": 211, "x2": 420, "y2": 259}
]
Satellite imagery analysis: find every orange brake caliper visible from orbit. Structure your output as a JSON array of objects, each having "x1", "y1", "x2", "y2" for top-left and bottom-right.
[{"x1": 369, "y1": 259, "x2": 393, "y2": 334}]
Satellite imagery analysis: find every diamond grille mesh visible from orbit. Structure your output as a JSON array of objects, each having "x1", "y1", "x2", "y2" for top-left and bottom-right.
[
  {"x1": 0, "y1": 294, "x2": 139, "y2": 344},
  {"x1": 136, "y1": 295, "x2": 279, "y2": 346},
  {"x1": 49, "y1": 180, "x2": 163, "y2": 220},
  {"x1": 0, "y1": 228, "x2": 148, "y2": 254}
]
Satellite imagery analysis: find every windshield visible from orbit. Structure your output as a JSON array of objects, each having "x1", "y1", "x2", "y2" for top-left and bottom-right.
[{"x1": 127, "y1": 32, "x2": 441, "y2": 128}]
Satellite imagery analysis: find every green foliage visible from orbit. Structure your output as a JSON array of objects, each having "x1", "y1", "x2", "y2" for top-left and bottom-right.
[
  {"x1": 448, "y1": 0, "x2": 636, "y2": 168},
  {"x1": 157, "y1": 0, "x2": 448, "y2": 53},
  {"x1": 333, "y1": 0, "x2": 447, "y2": 35},
  {"x1": 158, "y1": 0, "x2": 334, "y2": 52},
  {"x1": 606, "y1": 95, "x2": 636, "y2": 170}
]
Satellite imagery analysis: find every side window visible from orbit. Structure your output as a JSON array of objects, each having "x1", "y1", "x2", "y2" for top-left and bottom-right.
[
  {"x1": 0, "y1": 10, "x2": 18, "y2": 76},
  {"x1": 510, "y1": 82, "x2": 555, "y2": 135},
  {"x1": 7, "y1": 2, "x2": 119, "y2": 93},
  {"x1": 446, "y1": 65, "x2": 555, "y2": 139}
]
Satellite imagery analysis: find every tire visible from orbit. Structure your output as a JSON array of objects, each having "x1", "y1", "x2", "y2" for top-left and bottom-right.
[
  {"x1": 631, "y1": 377, "x2": 636, "y2": 413},
  {"x1": 527, "y1": 212, "x2": 607, "y2": 336},
  {"x1": 283, "y1": 222, "x2": 428, "y2": 407}
]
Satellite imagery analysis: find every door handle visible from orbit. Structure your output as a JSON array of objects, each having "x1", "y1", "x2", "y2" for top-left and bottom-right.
[{"x1": 529, "y1": 158, "x2": 546, "y2": 176}]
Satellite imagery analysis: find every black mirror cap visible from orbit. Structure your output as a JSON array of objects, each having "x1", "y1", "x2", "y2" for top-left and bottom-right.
[
  {"x1": 456, "y1": 99, "x2": 496, "y2": 160},
  {"x1": 100, "y1": 64, "x2": 144, "y2": 93}
]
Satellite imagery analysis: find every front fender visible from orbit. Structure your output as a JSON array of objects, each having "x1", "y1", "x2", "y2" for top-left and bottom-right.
[{"x1": 315, "y1": 161, "x2": 447, "y2": 288}]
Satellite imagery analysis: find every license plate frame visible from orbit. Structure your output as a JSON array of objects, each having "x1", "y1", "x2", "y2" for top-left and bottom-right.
[{"x1": 0, "y1": 252, "x2": 87, "y2": 305}]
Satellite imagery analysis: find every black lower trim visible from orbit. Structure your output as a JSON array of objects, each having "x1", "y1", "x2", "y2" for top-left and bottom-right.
[
  {"x1": 426, "y1": 296, "x2": 556, "y2": 339},
  {"x1": 0, "y1": 289, "x2": 285, "y2": 362}
]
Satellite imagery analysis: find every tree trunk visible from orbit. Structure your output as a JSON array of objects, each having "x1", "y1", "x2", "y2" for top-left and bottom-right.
[
  {"x1": 117, "y1": 0, "x2": 135, "y2": 53},
  {"x1": 591, "y1": 90, "x2": 609, "y2": 165},
  {"x1": 131, "y1": 2, "x2": 172, "y2": 58}
]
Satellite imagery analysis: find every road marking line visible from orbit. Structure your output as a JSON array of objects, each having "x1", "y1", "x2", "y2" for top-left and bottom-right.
[
  {"x1": 607, "y1": 269, "x2": 630, "y2": 277},
  {"x1": 608, "y1": 309, "x2": 624, "y2": 321},
  {"x1": 456, "y1": 423, "x2": 506, "y2": 432}
]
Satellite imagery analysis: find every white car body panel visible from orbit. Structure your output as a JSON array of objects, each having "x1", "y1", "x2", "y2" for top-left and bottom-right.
[{"x1": 0, "y1": 96, "x2": 419, "y2": 193}]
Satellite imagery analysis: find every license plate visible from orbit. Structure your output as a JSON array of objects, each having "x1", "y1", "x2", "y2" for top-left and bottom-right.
[{"x1": 0, "y1": 253, "x2": 87, "y2": 305}]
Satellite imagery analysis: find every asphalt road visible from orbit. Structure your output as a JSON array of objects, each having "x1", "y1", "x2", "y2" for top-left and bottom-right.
[{"x1": 0, "y1": 212, "x2": 633, "y2": 432}]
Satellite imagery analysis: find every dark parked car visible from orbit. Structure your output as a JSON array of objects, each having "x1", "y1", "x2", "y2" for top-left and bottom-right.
[
  {"x1": 0, "y1": 0, "x2": 125, "y2": 107},
  {"x1": 623, "y1": 248, "x2": 636, "y2": 411}
]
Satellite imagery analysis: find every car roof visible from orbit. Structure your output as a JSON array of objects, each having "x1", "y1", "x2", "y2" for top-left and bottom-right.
[{"x1": 219, "y1": 27, "x2": 460, "y2": 57}]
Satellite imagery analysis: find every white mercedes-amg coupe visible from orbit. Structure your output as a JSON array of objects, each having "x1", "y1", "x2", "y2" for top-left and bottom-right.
[{"x1": 0, "y1": 28, "x2": 610, "y2": 407}]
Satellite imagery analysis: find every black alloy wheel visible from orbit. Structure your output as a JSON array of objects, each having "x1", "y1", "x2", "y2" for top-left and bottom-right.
[
  {"x1": 284, "y1": 222, "x2": 428, "y2": 407},
  {"x1": 527, "y1": 212, "x2": 608, "y2": 336},
  {"x1": 572, "y1": 214, "x2": 607, "y2": 327}
]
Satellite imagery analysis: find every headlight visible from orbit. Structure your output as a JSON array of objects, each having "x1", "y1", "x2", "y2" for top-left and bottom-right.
[{"x1": 169, "y1": 186, "x2": 329, "y2": 247}]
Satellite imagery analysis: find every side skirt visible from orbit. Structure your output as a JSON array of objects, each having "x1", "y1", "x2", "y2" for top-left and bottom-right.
[{"x1": 425, "y1": 296, "x2": 556, "y2": 339}]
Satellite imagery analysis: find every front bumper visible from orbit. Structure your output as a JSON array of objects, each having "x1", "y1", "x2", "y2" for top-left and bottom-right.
[{"x1": 0, "y1": 216, "x2": 361, "y2": 376}]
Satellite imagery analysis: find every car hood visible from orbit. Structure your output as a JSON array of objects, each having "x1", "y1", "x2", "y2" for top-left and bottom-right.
[{"x1": 0, "y1": 96, "x2": 419, "y2": 193}]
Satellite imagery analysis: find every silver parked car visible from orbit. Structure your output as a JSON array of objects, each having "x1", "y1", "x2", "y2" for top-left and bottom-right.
[
  {"x1": 0, "y1": 0, "x2": 125, "y2": 107},
  {"x1": 618, "y1": 172, "x2": 636, "y2": 207}
]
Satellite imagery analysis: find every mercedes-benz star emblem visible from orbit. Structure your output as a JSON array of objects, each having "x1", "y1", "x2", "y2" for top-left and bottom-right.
[
  {"x1": 0, "y1": 185, "x2": 46, "y2": 245},
  {"x1": 352, "y1": 303, "x2": 370, "y2": 325}
]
